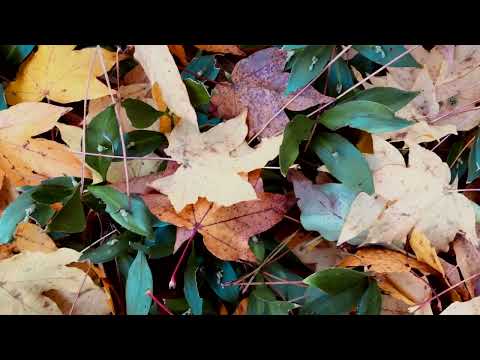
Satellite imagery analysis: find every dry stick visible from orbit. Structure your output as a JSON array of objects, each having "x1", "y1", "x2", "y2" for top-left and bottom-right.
[
  {"x1": 306, "y1": 45, "x2": 421, "y2": 118},
  {"x1": 431, "y1": 134, "x2": 451, "y2": 152},
  {"x1": 145, "y1": 290, "x2": 174, "y2": 315},
  {"x1": 247, "y1": 45, "x2": 353, "y2": 145},
  {"x1": 80, "y1": 49, "x2": 97, "y2": 194},
  {"x1": 225, "y1": 280, "x2": 306, "y2": 287},
  {"x1": 283, "y1": 215, "x2": 301, "y2": 224},
  {"x1": 96, "y1": 46, "x2": 131, "y2": 206},
  {"x1": 449, "y1": 135, "x2": 476, "y2": 169},
  {"x1": 69, "y1": 262, "x2": 92, "y2": 315},
  {"x1": 168, "y1": 234, "x2": 195, "y2": 289},
  {"x1": 80, "y1": 229, "x2": 119, "y2": 254},
  {"x1": 71, "y1": 150, "x2": 173, "y2": 161},
  {"x1": 430, "y1": 98, "x2": 480, "y2": 124}
]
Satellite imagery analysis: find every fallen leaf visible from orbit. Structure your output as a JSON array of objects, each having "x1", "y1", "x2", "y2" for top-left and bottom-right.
[
  {"x1": 441, "y1": 297, "x2": 480, "y2": 315},
  {"x1": 376, "y1": 272, "x2": 431, "y2": 305},
  {"x1": 0, "y1": 102, "x2": 91, "y2": 186},
  {"x1": 338, "y1": 136, "x2": 478, "y2": 251},
  {"x1": 409, "y1": 228, "x2": 444, "y2": 275},
  {"x1": 168, "y1": 45, "x2": 188, "y2": 65},
  {"x1": 233, "y1": 298, "x2": 249, "y2": 315},
  {"x1": 148, "y1": 111, "x2": 282, "y2": 212},
  {"x1": 195, "y1": 45, "x2": 245, "y2": 56},
  {"x1": 14, "y1": 223, "x2": 57, "y2": 253},
  {"x1": 0, "y1": 248, "x2": 108, "y2": 314},
  {"x1": 6, "y1": 45, "x2": 116, "y2": 105},
  {"x1": 453, "y1": 234, "x2": 480, "y2": 298},
  {"x1": 211, "y1": 47, "x2": 333, "y2": 139}
]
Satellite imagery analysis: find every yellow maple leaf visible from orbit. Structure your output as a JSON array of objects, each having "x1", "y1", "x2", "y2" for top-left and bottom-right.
[
  {"x1": 0, "y1": 102, "x2": 91, "y2": 187},
  {"x1": 6, "y1": 45, "x2": 116, "y2": 105}
]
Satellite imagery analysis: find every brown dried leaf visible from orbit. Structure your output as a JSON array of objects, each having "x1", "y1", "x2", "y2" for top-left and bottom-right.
[
  {"x1": 195, "y1": 45, "x2": 245, "y2": 56},
  {"x1": 453, "y1": 234, "x2": 480, "y2": 298}
]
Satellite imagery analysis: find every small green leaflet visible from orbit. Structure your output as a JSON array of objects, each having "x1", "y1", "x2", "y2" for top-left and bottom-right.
[
  {"x1": 353, "y1": 45, "x2": 421, "y2": 68},
  {"x1": 318, "y1": 100, "x2": 412, "y2": 134},
  {"x1": 247, "y1": 280, "x2": 297, "y2": 315},
  {"x1": 0, "y1": 85, "x2": 7, "y2": 110},
  {"x1": 184, "y1": 243, "x2": 203, "y2": 315},
  {"x1": 357, "y1": 279, "x2": 382, "y2": 315},
  {"x1": 206, "y1": 261, "x2": 240, "y2": 304},
  {"x1": 126, "y1": 250, "x2": 153, "y2": 315},
  {"x1": 121, "y1": 99, "x2": 163, "y2": 129},
  {"x1": 312, "y1": 132, "x2": 374, "y2": 194},
  {"x1": 89, "y1": 186, "x2": 154, "y2": 237},
  {"x1": 113, "y1": 130, "x2": 167, "y2": 159},
  {"x1": 343, "y1": 87, "x2": 419, "y2": 112},
  {"x1": 286, "y1": 45, "x2": 334, "y2": 94},
  {"x1": 184, "y1": 79, "x2": 210, "y2": 108},
  {"x1": 0, "y1": 190, "x2": 34, "y2": 244},
  {"x1": 468, "y1": 130, "x2": 480, "y2": 183},
  {"x1": 0, "y1": 45, "x2": 35, "y2": 64},
  {"x1": 48, "y1": 187, "x2": 86, "y2": 233},
  {"x1": 181, "y1": 55, "x2": 219, "y2": 81},
  {"x1": 80, "y1": 232, "x2": 135, "y2": 263},
  {"x1": 303, "y1": 268, "x2": 368, "y2": 293},
  {"x1": 279, "y1": 115, "x2": 314, "y2": 176},
  {"x1": 86, "y1": 105, "x2": 120, "y2": 180}
]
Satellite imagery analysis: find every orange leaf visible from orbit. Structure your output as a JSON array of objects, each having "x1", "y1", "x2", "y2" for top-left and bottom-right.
[
  {"x1": 168, "y1": 45, "x2": 188, "y2": 66},
  {"x1": 195, "y1": 45, "x2": 245, "y2": 56}
]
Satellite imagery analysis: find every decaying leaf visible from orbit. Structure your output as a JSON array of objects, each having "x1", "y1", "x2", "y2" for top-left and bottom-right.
[
  {"x1": 453, "y1": 234, "x2": 480, "y2": 298},
  {"x1": 338, "y1": 136, "x2": 478, "y2": 252},
  {"x1": 0, "y1": 248, "x2": 109, "y2": 314},
  {"x1": 195, "y1": 45, "x2": 245, "y2": 56},
  {"x1": 6, "y1": 45, "x2": 116, "y2": 105},
  {"x1": 376, "y1": 272, "x2": 431, "y2": 306},
  {"x1": 211, "y1": 47, "x2": 333, "y2": 139},
  {"x1": 148, "y1": 111, "x2": 282, "y2": 212},
  {"x1": 441, "y1": 297, "x2": 480, "y2": 315},
  {"x1": 168, "y1": 45, "x2": 188, "y2": 65},
  {"x1": 409, "y1": 228, "x2": 444, "y2": 275},
  {"x1": 0, "y1": 102, "x2": 91, "y2": 186}
]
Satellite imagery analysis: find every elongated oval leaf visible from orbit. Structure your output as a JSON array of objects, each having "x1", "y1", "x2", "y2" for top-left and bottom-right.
[
  {"x1": 247, "y1": 283, "x2": 297, "y2": 315},
  {"x1": 181, "y1": 55, "x2": 219, "y2": 81},
  {"x1": 327, "y1": 58, "x2": 354, "y2": 97},
  {"x1": 303, "y1": 268, "x2": 368, "y2": 294},
  {"x1": 353, "y1": 45, "x2": 421, "y2": 68},
  {"x1": 357, "y1": 279, "x2": 382, "y2": 315},
  {"x1": 114, "y1": 130, "x2": 167, "y2": 159},
  {"x1": 206, "y1": 261, "x2": 240, "y2": 304},
  {"x1": 48, "y1": 187, "x2": 86, "y2": 233},
  {"x1": 184, "y1": 244, "x2": 203, "y2": 315},
  {"x1": 0, "y1": 190, "x2": 34, "y2": 244},
  {"x1": 79, "y1": 232, "x2": 134, "y2": 263},
  {"x1": 468, "y1": 131, "x2": 480, "y2": 183},
  {"x1": 0, "y1": 45, "x2": 35, "y2": 64},
  {"x1": 312, "y1": 133, "x2": 374, "y2": 194},
  {"x1": 144, "y1": 225, "x2": 176, "y2": 259},
  {"x1": 279, "y1": 115, "x2": 314, "y2": 176},
  {"x1": 286, "y1": 45, "x2": 334, "y2": 94},
  {"x1": 343, "y1": 87, "x2": 419, "y2": 112},
  {"x1": 126, "y1": 250, "x2": 153, "y2": 315},
  {"x1": 318, "y1": 100, "x2": 412, "y2": 133},
  {"x1": 184, "y1": 79, "x2": 210, "y2": 108},
  {"x1": 121, "y1": 98, "x2": 162, "y2": 129}
]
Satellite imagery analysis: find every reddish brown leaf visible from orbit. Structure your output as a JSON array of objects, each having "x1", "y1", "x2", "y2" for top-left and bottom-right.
[{"x1": 195, "y1": 45, "x2": 245, "y2": 56}]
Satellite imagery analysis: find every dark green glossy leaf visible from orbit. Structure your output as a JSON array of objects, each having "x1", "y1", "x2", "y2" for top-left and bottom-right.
[
  {"x1": 165, "y1": 298, "x2": 190, "y2": 314},
  {"x1": 249, "y1": 237, "x2": 265, "y2": 262},
  {"x1": 197, "y1": 112, "x2": 221, "y2": 128},
  {"x1": 117, "y1": 253, "x2": 134, "y2": 280},
  {"x1": 185, "y1": 79, "x2": 210, "y2": 108},
  {"x1": 121, "y1": 98, "x2": 162, "y2": 129},
  {"x1": 303, "y1": 268, "x2": 368, "y2": 294},
  {"x1": 79, "y1": 232, "x2": 133, "y2": 263},
  {"x1": 48, "y1": 187, "x2": 86, "y2": 233},
  {"x1": 350, "y1": 53, "x2": 378, "y2": 75},
  {"x1": 0, "y1": 190, "x2": 34, "y2": 244},
  {"x1": 114, "y1": 130, "x2": 167, "y2": 159},
  {"x1": 89, "y1": 186, "x2": 153, "y2": 237},
  {"x1": 344, "y1": 87, "x2": 419, "y2": 112},
  {"x1": 353, "y1": 45, "x2": 421, "y2": 68},
  {"x1": 447, "y1": 139, "x2": 468, "y2": 183},
  {"x1": 318, "y1": 100, "x2": 412, "y2": 133},
  {"x1": 0, "y1": 45, "x2": 34, "y2": 64},
  {"x1": 31, "y1": 185, "x2": 73, "y2": 204},
  {"x1": 247, "y1": 282, "x2": 297, "y2": 315},
  {"x1": 279, "y1": 115, "x2": 314, "y2": 176},
  {"x1": 126, "y1": 250, "x2": 153, "y2": 315},
  {"x1": 468, "y1": 130, "x2": 480, "y2": 183},
  {"x1": 0, "y1": 85, "x2": 6, "y2": 110},
  {"x1": 282, "y1": 45, "x2": 308, "y2": 51},
  {"x1": 184, "y1": 244, "x2": 203, "y2": 315},
  {"x1": 327, "y1": 58, "x2": 354, "y2": 97},
  {"x1": 206, "y1": 261, "x2": 240, "y2": 303},
  {"x1": 182, "y1": 55, "x2": 219, "y2": 81},
  {"x1": 286, "y1": 45, "x2": 334, "y2": 94},
  {"x1": 357, "y1": 279, "x2": 382, "y2": 315},
  {"x1": 31, "y1": 204, "x2": 55, "y2": 226},
  {"x1": 145, "y1": 225, "x2": 176, "y2": 259},
  {"x1": 86, "y1": 105, "x2": 120, "y2": 180},
  {"x1": 265, "y1": 263, "x2": 306, "y2": 303},
  {"x1": 312, "y1": 133, "x2": 374, "y2": 194}
]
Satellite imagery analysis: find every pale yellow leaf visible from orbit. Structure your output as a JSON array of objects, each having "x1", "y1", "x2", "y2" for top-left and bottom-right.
[
  {"x1": 409, "y1": 228, "x2": 444, "y2": 275},
  {"x1": 14, "y1": 223, "x2": 57, "y2": 253}
]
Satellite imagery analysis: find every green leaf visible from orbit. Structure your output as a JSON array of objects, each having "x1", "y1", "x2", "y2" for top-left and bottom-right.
[
  {"x1": 344, "y1": 87, "x2": 419, "y2": 112},
  {"x1": 279, "y1": 115, "x2": 314, "y2": 176},
  {"x1": 249, "y1": 237, "x2": 265, "y2": 262},
  {"x1": 247, "y1": 282, "x2": 297, "y2": 315},
  {"x1": 48, "y1": 187, "x2": 86, "y2": 233},
  {"x1": 31, "y1": 185, "x2": 73, "y2": 204},
  {"x1": 448, "y1": 139, "x2": 468, "y2": 183},
  {"x1": 0, "y1": 45, "x2": 34, "y2": 64},
  {"x1": 350, "y1": 53, "x2": 378, "y2": 75},
  {"x1": 197, "y1": 112, "x2": 221, "y2": 128},
  {"x1": 318, "y1": 100, "x2": 412, "y2": 134},
  {"x1": 265, "y1": 263, "x2": 306, "y2": 302},
  {"x1": 89, "y1": 186, "x2": 153, "y2": 237},
  {"x1": 31, "y1": 204, "x2": 55, "y2": 226},
  {"x1": 312, "y1": 133, "x2": 374, "y2": 194},
  {"x1": 326, "y1": 58, "x2": 354, "y2": 97},
  {"x1": 144, "y1": 225, "x2": 176, "y2": 259},
  {"x1": 468, "y1": 131, "x2": 480, "y2": 183},
  {"x1": 0, "y1": 190, "x2": 34, "y2": 244},
  {"x1": 303, "y1": 268, "x2": 368, "y2": 294},
  {"x1": 121, "y1": 99, "x2": 162, "y2": 129},
  {"x1": 184, "y1": 79, "x2": 210, "y2": 108},
  {"x1": 126, "y1": 250, "x2": 153, "y2": 315},
  {"x1": 114, "y1": 130, "x2": 167, "y2": 159},
  {"x1": 182, "y1": 55, "x2": 219, "y2": 81},
  {"x1": 79, "y1": 232, "x2": 133, "y2": 263},
  {"x1": 184, "y1": 244, "x2": 203, "y2": 315},
  {"x1": 282, "y1": 45, "x2": 308, "y2": 51},
  {"x1": 0, "y1": 85, "x2": 6, "y2": 110},
  {"x1": 286, "y1": 45, "x2": 334, "y2": 94},
  {"x1": 353, "y1": 45, "x2": 421, "y2": 68},
  {"x1": 86, "y1": 105, "x2": 120, "y2": 180},
  {"x1": 165, "y1": 298, "x2": 190, "y2": 314},
  {"x1": 357, "y1": 279, "x2": 382, "y2": 315},
  {"x1": 206, "y1": 261, "x2": 240, "y2": 304}
]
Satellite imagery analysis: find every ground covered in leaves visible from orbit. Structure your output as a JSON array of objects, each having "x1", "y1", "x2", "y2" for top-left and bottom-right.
[{"x1": 1, "y1": 44, "x2": 480, "y2": 315}]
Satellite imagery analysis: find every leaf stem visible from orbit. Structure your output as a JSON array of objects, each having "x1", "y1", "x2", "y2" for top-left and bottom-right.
[{"x1": 145, "y1": 290, "x2": 174, "y2": 315}]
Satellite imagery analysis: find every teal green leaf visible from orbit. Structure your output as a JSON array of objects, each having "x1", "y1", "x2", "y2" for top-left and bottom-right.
[
  {"x1": 206, "y1": 261, "x2": 240, "y2": 303},
  {"x1": 144, "y1": 225, "x2": 176, "y2": 259},
  {"x1": 0, "y1": 45, "x2": 34, "y2": 64},
  {"x1": 89, "y1": 186, "x2": 153, "y2": 237},
  {"x1": 48, "y1": 187, "x2": 86, "y2": 233},
  {"x1": 249, "y1": 237, "x2": 265, "y2": 262},
  {"x1": 447, "y1": 139, "x2": 468, "y2": 183},
  {"x1": 327, "y1": 58, "x2": 354, "y2": 96},
  {"x1": 282, "y1": 45, "x2": 307, "y2": 51},
  {"x1": 303, "y1": 268, "x2": 368, "y2": 294},
  {"x1": 79, "y1": 232, "x2": 134, "y2": 263},
  {"x1": 197, "y1": 112, "x2": 221, "y2": 128},
  {"x1": 468, "y1": 130, "x2": 480, "y2": 183},
  {"x1": 182, "y1": 55, "x2": 219, "y2": 81},
  {"x1": 126, "y1": 250, "x2": 153, "y2": 315},
  {"x1": 31, "y1": 185, "x2": 73, "y2": 204},
  {"x1": 185, "y1": 79, "x2": 210, "y2": 108},
  {"x1": 357, "y1": 279, "x2": 382, "y2": 315},
  {"x1": 353, "y1": 45, "x2": 421, "y2": 68},
  {"x1": 114, "y1": 130, "x2": 167, "y2": 159},
  {"x1": 344, "y1": 87, "x2": 419, "y2": 112},
  {"x1": 318, "y1": 100, "x2": 412, "y2": 133},
  {"x1": 265, "y1": 263, "x2": 306, "y2": 302},
  {"x1": 0, "y1": 85, "x2": 6, "y2": 110},
  {"x1": 121, "y1": 98, "x2": 162, "y2": 129},
  {"x1": 86, "y1": 105, "x2": 120, "y2": 180},
  {"x1": 184, "y1": 244, "x2": 203, "y2": 315},
  {"x1": 312, "y1": 133, "x2": 374, "y2": 194},
  {"x1": 279, "y1": 115, "x2": 314, "y2": 176},
  {"x1": 31, "y1": 204, "x2": 55, "y2": 226},
  {"x1": 350, "y1": 53, "x2": 378, "y2": 75},
  {"x1": 247, "y1": 282, "x2": 297, "y2": 315},
  {"x1": 0, "y1": 190, "x2": 34, "y2": 244},
  {"x1": 286, "y1": 45, "x2": 334, "y2": 94}
]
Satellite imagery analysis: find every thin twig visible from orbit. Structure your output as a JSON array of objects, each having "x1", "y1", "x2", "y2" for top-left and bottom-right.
[
  {"x1": 225, "y1": 280, "x2": 306, "y2": 287},
  {"x1": 80, "y1": 229, "x2": 118, "y2": 254},
  {"x1": 69, "y1": 262, "x2": 92, "y2": 315},
  {"x1": 145, "y1": 290, "x2": 174, "y2": 315},
  {"x1": 284, "y1": 215, "x2": 301, "y2": 224},
  {"x1": 431, "y1": 134, "x2": 451, "y2": 152},
  {"x1": 449, "y1": 135, "x2": 476, "y2": 169}
]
